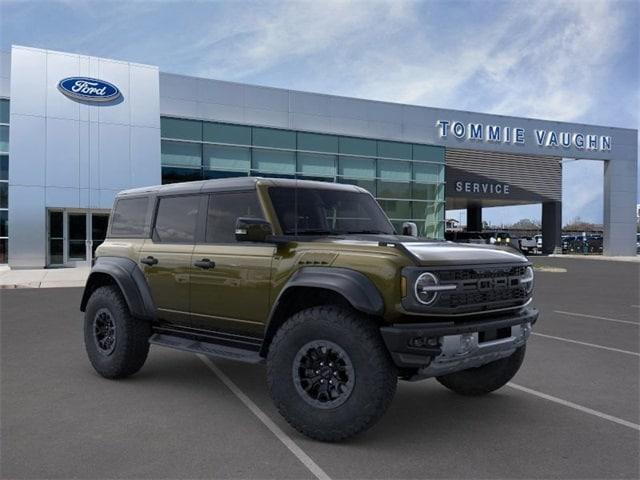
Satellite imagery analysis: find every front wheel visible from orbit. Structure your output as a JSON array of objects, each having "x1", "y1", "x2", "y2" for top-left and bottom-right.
[
  {"x1": 84, "y1": 285, "x2": 150, "y2": 379},
  {"x1": 266, "y1": 305, "x2": 397, "y2": 442},
  {"x1": 436, "y1": 345, "x2": 526, "y2": 396}
]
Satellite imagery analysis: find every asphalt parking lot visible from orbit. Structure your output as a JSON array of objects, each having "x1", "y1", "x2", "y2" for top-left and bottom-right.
[{"x1": 1, "y1": 256, "x2": 639, "y2": 479}]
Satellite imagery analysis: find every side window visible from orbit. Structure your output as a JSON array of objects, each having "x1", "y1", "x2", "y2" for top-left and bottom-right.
[
  {"x1": 110, "y1": 197, "x2": 149, "y2": 237},
  {"x1": 153, "y1": 195, "x2": 200, "y2": 243},
  {"x1": 206, "y1": 191, "x2": 264, "y2": 243}
]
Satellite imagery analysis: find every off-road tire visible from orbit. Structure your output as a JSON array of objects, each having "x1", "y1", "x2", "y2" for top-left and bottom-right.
[
  {"x1": 84, "y1": 285, "x2": 150, "y2": 379},
  {"x1": 436, "y1": 345, "x2": 526, "y2": 396},
  {"x1": 267, "y1": 305, "x2": 397, "y2": 442}
]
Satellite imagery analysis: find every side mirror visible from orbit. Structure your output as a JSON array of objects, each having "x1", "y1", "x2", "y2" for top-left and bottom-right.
[
  {"x1": 401, "y1": 222, "x2": 418, "y2": 237},
  {"x1": 235, "y1": 217, "x2": 272, "y2": 243}
]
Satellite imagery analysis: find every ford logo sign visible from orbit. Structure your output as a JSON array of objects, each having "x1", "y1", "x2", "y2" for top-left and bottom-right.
[{"x1": 57, "y1": 77, "x2": 121, "y2": 102}]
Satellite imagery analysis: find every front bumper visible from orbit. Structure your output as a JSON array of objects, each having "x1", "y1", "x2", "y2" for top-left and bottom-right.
[{"x1": 380, "y1": 307, "x2": 538, "y2": 380}]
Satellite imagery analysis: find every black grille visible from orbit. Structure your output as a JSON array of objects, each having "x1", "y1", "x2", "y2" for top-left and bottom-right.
[
  {"x1": 433, "y1": 265, "x2": 529, "y2": 311},
  {"x1": 438, "y1": 266, "x2": 526, "y2": 282}
]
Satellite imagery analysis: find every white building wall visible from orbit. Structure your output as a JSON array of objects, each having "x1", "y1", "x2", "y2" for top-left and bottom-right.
[{"x1": 8, "y1": 46, "x2": 161, "y2": 267}]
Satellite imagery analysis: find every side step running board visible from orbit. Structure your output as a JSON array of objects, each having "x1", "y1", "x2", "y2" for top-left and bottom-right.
[{"x1": 149, "y1": 333, "x2": 264, "y2": 364}]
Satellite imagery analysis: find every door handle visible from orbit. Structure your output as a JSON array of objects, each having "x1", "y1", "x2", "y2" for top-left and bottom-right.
[
  {"x1": 194, "y1": 258, "x2": 216, "y2": 269},
  {"x1": 141, "y1": 256, "x2": 158, "y2": 266}
]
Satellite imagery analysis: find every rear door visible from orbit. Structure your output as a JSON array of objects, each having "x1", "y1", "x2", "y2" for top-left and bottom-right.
[
  {"x1": 138, "y1": 194, "x2": 202, "y2": 325},
  {"x1": 189, "y1": 190, "x2": 275, "y2": 336}
]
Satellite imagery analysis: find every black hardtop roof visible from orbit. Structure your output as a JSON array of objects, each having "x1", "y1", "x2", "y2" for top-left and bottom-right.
[{"x1": 116, "y1": 177, "x2": 367, "y2": 198}]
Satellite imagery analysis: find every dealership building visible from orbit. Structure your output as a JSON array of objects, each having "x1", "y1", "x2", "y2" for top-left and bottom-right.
[{"x1": 0, "y1": 45, "x2": 637, "y2": 268}]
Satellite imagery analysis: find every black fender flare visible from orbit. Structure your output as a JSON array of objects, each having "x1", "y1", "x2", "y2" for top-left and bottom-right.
[
  {"x1": 80, "y1": 256, "x2": 157, "y2": 320},
  {"x1": 261, "y1": 267, "x2": 384, "y2": 355}
]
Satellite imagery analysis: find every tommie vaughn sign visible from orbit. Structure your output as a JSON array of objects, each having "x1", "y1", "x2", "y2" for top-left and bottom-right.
[
  {"x1": 436, "y1": 120, "x2": 612, "y2": 152},
  {"x1": 58, "y1": 77, "x2": 121, "y2": 102}
]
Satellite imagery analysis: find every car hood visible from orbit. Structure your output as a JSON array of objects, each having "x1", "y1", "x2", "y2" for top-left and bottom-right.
[
  {"x1": 296, "y1": 234, "x2": 528, "y2": 266},
  {"x1": 398, "y1": 241, "x2": 528, "y2": 266}
]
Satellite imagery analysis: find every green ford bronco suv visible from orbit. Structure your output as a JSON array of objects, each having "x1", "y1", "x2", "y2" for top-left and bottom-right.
[{"x1": 81, "y1": 177, "x2": 537, "y2": 441}]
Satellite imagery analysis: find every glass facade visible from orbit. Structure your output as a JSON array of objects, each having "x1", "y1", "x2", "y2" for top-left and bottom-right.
[
  {"x1": 0, "y1": 99, "x2": 8, "y2": 263},
  {"x1": 160, "y1": 117, "x2": 445, "y2": 237}
]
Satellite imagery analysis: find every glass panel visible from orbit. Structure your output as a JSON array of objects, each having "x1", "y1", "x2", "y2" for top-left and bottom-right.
[
  {"x1": 0, "y1": 125, "x2": 8, "y2": 153},
  {"x1": 298, "y1": 153, "x2": 336, "y2": 178},
  {"x1": 252, "y1": 171, "x2": 296, "y2": 179},
  {"x1": 162, "y1": 166, "x2": 202, "y2": 184},
  {"x1": 203, "y1": 122, "x2": 251, "y2": 145},
  {"x1": 91, "y1": 214, "x2": 109, "y2": 257},
  {"x1": 378, "y1": 141, "x2": 411, "y2": 160},
  {"x1": 412, "y1": 201, "x2": 444, "y2": 221},
  {"x1": 49, "y1": 239, "x2": 63, "y2": 265},
  {"x1": 339, "y1": 137, "x2": 376, "y2": 157},
  {"x1": 377, "y1": 180, "x2": 411, "y2": 199},
  {"x1": 110, "y1": 197, "x2": 149, "y2": 237},
  {"x1": 0, "y1": 182, "x2": 7, "y2": 208},
  {"x1": 161, "y1": 140, "x2": 201, "y2": 167},
  {"x1": 154, "y1": 195, "x2": 200, "y2": 243},
  {"x1": 338, "y1": 156, "x2": 375, "y2": 179},
  {"x1": 203, "y1": 145, "x2": 250, "y2": 171},
  {"x1": 297, "y1": 132, "x2": 339, "y2": 153},
  {"x1": 68, "y1": 214, "x2": 87, "y2": 260},
  {"x1": 0, "y1": 99, "x2": 9, "y2": 124},
  {"x1": 413, "y1": 144, "x2": 445, "y2": 163},
  {"x1": 252, "y1": 149, "x2": 295, "y2": 175},
  {"x1": 0, "y1": 238, "x2": 7, "y2": 263},
  {"x1": 412, "y1": 183, "x2": 440, "y2": 201},
  {"x1": 206, "y1": 191, "x2": 264, "y2": 243},
  {"x1": 0, "y1": 210, "x2": 6, "y2": 237},
  {"x1": 0, "y1": 155, "x2": 7, "y2": 180},
  {"x1": 203, "y1": 170, "x2": 248, "y2": 180},
  {"x1": 49, "y1": 211, "x2": 63, "y2": 238},
  {"x1": 252, "y1": 127, "x2": 296, "y2": 149},
  {"x1": 377, "y1": 200, "x2": 411, "y2": 219},
  {"x1": 413, "y1": 163, "x2": 443, "y2": 184},
  {"x1": 338, "y1": 177, "x2": 376, "y2": 196},
  {"x1": 161, "y1": 117, "x2": 202, "y2": 141},
  {"x1": 378, "y1": 159, "x2": 411, "y2": 181}
]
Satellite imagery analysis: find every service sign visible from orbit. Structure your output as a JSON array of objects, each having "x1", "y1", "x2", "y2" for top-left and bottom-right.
[{"x1": 58, "y1": 77, "x2": 121, "y2": 102}]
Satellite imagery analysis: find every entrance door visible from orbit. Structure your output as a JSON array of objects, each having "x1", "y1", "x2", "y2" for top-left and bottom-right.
[
  {"x1": 48, "y1": 211, "x2": 64, "y2": 266},
  {"x1": 46, "y1": 209, "x2": 111, "y2": 267},
  {"x1": 189, "y1": 191, "x2": 274, "y2": 336},
  {"x1": 67, "y1": 213, "x2": 87, "y2": 262}
]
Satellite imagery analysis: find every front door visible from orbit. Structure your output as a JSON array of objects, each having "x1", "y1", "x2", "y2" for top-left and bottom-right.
[
  {"x1": 190, "y1": 191, "x2": 274, "y2": 336},
  {"x1": 138, "y1": 194, "x2": 201, "y2": 325}
]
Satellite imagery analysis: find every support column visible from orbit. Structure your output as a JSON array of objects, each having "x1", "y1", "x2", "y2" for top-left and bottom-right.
[
  {"x1": 467, "y1": 205, "x2": 482, "y2": 232},
  {"x1": 603, "y1": 154, "x2": 637, "y2": 256},
  {"x1": 542, "y1": 201, "x2": 562, "y2": 254}
]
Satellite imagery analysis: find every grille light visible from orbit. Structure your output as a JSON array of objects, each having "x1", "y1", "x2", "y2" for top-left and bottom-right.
[
  {"x1": 521, "y1": 266, "x2": 534, "y2": 294},
  {"x1": 414, "y1": 272, "x2": 456, "y2": 305}
]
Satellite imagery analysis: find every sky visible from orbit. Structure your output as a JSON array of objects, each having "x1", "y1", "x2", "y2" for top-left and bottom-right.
[{"x1": 1, "y1": 0, "x2": 638, "y2": 226}]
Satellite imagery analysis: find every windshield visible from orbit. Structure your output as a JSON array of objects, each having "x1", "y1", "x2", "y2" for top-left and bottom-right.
[{"x1": 268, "y1": 186, "x2": 395, "y2": 236}]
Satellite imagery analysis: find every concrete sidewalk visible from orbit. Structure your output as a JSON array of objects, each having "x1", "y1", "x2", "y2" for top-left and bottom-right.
[{"x1": 0, "y1": 267, "x2": 90, "y2": 289}]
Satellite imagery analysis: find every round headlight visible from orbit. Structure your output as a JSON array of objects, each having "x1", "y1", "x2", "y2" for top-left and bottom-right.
[
  {"x1": 414, "y1": 272, "x2": 440, "y2": 305},
  {"x1": 521, "y1": 266, "x2": 534, "y2": 294}
]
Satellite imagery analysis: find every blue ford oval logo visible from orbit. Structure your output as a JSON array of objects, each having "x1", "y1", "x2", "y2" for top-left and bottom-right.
[{"x1": 58, "y1": 77, "x2": 121, "y2": 102}]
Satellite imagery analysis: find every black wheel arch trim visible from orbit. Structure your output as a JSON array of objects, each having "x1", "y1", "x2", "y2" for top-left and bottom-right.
[
  {"x1": 260, "y1": 267, "x2": 385, "y2": 356},
  {"x1": 80, "y1": 256, "x2": 157, "y2": 320}
]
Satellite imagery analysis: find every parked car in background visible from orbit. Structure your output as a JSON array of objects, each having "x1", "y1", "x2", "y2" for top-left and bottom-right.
[{"x1": 445, "y1": 230, "x2": 514, "y2": 248}]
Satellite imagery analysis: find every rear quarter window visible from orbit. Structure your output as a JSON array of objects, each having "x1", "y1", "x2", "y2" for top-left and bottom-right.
[{"x1": 110, "y1": 197, "x2": 150, "y2": 237}]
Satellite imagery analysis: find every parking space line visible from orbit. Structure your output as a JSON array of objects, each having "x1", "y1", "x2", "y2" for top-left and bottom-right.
[
  {"x1": 554, "y1": 310, "x2": 639, "y2": 326},
  {"x1": 197, "y1": 354, "x2": 331, "y2": 480},
  {"x1": 531, "y1": 332, "x2": 639, "y2": 356},
  {"x1": 508, "y1": 383, "x2": 640, "y2": 432}
]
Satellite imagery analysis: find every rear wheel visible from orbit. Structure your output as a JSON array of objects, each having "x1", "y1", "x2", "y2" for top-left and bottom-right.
[
  {"x1": 267, "y1": 305, "x2": 397, "y2": 442},
  {"x1": 84, "y1": 285, "x2": 150, "y2": 379},
  {"x1": 436, "y1": 345, "x2": 526, "y2": 396}
]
